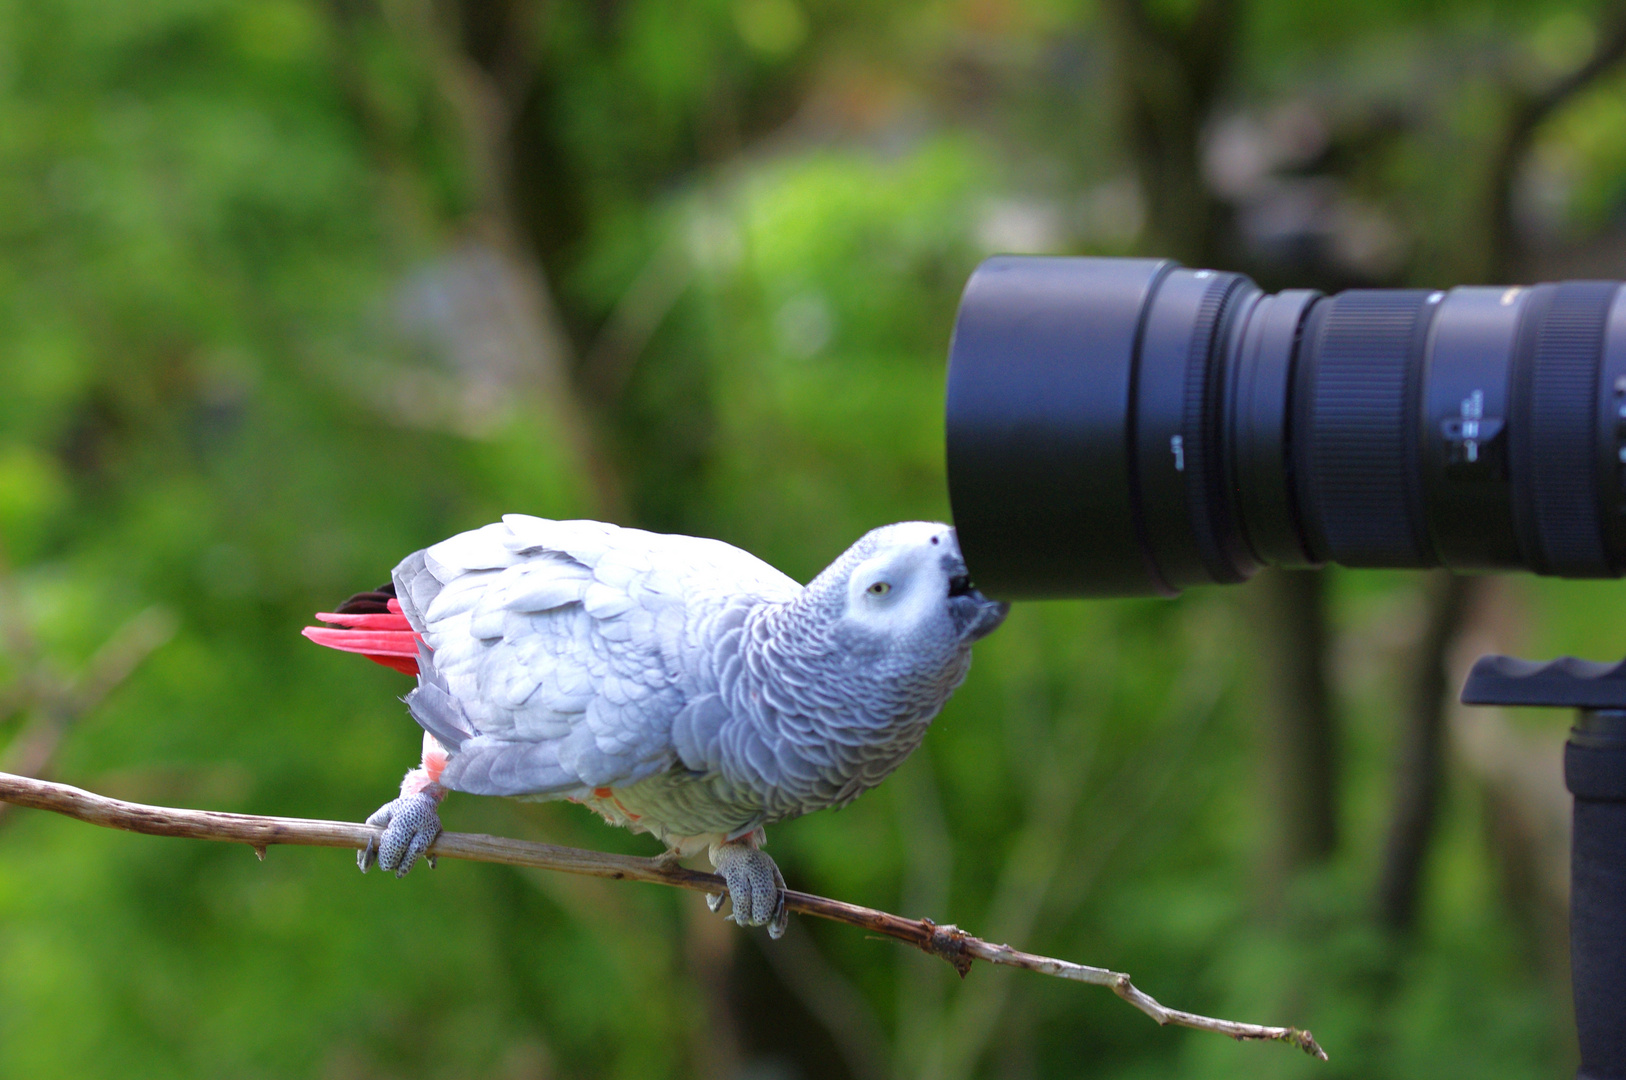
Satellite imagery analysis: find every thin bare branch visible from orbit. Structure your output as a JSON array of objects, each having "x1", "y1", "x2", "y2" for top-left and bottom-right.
[
  {"x1": 64, "y1": 608, "x2": 179, "y2": 719},
  {"x1": 579, "y1": 234, "x2": 693, "y2": 405},
  {"x1": 0, "y1": 770, "x2": 1326, "y2": 1060},
  {"x1": 0, "y1": 607, "x2": 177, "y2": 820},
  {"x1": 0, "y1": 543, "x2": 42, "y2": 725}
]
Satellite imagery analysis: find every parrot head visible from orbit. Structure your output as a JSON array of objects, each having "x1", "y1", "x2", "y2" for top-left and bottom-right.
[{"x1": 829, "y1": 521, "x2": 1009, "y2": 650}]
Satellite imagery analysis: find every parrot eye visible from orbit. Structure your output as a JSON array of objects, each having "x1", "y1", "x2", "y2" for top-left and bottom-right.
[{"x1": 867, "y1": 581, "x2": 891, "y2": 596}]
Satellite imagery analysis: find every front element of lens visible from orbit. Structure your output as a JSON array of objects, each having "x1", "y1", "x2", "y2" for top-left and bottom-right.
[{"x1": 944, "y1": 256, "x2": 1626, "y2": 599}]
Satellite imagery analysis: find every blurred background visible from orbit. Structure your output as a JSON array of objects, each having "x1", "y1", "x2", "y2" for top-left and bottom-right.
[{"x1": 4, "y1": 0, "x2": 1626, "y2": 1076}]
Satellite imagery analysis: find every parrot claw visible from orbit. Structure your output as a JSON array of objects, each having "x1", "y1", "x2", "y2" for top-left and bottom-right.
[
  {"x1": 768, "y1": 896, "x2": 789, "y2": 939},
  {"x1": 359, "y1": 787, "x2": 444, "y2": 877},
  {"x1": 709, "y1": 841, "x2": 789, "y2": 939}
]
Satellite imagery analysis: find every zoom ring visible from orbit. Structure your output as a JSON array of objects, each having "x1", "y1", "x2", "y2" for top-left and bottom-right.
[
  {"x1": 1523, "y1": 281, "x2": 1616, "y2": 576},
  {"x1": 1301, "y1": 291, "x2": 1434, "y2": 566}
]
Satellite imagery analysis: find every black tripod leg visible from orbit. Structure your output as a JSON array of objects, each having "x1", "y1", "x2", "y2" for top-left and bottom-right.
[{"x1": 1566, "y1": 711, "x2": 1626, "y2": 1080}]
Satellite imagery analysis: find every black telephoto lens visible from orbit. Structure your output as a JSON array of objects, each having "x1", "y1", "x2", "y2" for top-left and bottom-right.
[{"x1": 944, "y1": 256, "x2": 1626, "y2": 599}]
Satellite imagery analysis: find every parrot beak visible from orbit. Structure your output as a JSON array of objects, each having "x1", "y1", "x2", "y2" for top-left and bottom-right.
[
  {"x1": 948, "y1": 580, "x2": 1009, "y2": 642},
  {"x1": 944, "y1": 535, "x2": 1008, "y2": 642},
  {"x1": 961, "y1": 590, "x2": 1010, "y2": 641}
]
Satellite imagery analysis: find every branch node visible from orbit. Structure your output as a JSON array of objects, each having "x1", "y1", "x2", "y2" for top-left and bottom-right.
[
  {"x1": 923, "y1": 919, "x2": 974, "y2": 977},
  {"x1": 251, "y1": 844, "x2": 266, "y2": 862}
]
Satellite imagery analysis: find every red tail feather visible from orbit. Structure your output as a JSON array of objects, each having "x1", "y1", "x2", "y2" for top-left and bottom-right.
[{"x1": 303, "y1": 598, "x2": 420, "y2": 676}]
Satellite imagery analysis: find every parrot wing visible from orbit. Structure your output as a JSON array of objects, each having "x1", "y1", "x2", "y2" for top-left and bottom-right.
[{"x1": 388, "y1": 514, "x2": 800, "y2": 798}]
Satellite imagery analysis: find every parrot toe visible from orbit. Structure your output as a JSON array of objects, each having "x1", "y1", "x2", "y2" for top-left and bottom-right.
[
  {"x1": 359, "y1": 789, "x2": 444, "y2": 877},
  {"x1": 709, "y1": 842, "x2": 789, "y2": 938}
]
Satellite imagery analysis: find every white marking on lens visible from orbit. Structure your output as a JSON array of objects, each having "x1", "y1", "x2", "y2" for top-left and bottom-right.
[{"x1": 1171, "y1": 434, "x2": 1185, "y2": 471}]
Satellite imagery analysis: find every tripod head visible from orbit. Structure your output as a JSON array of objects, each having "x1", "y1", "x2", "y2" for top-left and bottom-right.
[
  {"x1": 1461, "y1": 655, "x2": 1626, "y2": 1080},
  {"x1": 1463, "y1": 654, "x2": 1626, "y2": 711}
]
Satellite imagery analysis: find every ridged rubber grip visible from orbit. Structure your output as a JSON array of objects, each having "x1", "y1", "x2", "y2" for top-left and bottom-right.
[
  {"x1": 1297, "y1": 291, "x2": 1436, "y2": 566},
  {"x1": 1515, "y1": 281, "x2": 1617, "y2": 576}
]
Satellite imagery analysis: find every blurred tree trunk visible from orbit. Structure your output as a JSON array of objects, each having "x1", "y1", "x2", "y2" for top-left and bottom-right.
[
  {"x1": 441, "y1": 0, "x2": 736, "y2": 532},
  {"x1": 438, "y1": 0, "x2": 633, "y2": 515},
  {"x1": 1482, "y1": 5, "x2": 1626, "y2": 283},
  {"x1": 331, "y1": 0, "x2": 627, "y2": 515},
  {"x1": 1249, "y1": 569, "x2": 1338, "y2": 878},
  {"x1": 1446, "y1": 580, "x2": 1571, "y2": 995},
  {"x1": 1098, "y1": 0, "x2": 1234, "y2": 265},
  {"x1": 1375, "y1": 573, "x2": 1476, "y2": 932}
]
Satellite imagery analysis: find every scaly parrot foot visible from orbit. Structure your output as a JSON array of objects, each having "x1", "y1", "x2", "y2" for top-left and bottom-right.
[
  {"x1": 708, "y1": 840, "x2": 789, "y2": 939},
  {"x1": 359, "y1": 785, "x2": 444, "y2": 877}
]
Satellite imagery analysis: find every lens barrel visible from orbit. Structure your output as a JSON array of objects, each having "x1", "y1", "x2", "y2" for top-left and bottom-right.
[{"x1": 945, "y1": 256, "x2": 1626, "y2": 599}]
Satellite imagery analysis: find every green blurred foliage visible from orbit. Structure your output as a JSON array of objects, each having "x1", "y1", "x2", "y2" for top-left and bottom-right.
[{"x1": 2, "y1": 0, "x2": 1625, "y2": 1078}]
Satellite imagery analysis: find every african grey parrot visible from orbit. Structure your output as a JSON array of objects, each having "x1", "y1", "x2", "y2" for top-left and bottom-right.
[{"x1": 304, "y1": 516, "x2": 1008, "y2": 937}]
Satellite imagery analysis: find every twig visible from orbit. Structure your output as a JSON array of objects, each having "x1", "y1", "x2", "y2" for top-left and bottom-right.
[
  {"x1": 579, "y1": 233, "x2": 693, "y2": 405},
  {"x1": 0, "y1": 770, "x2": 1326, "y2": 1058},
  {"x1": 0, "y1": 543, "x2": 42, "y2": 725},
  {"x1": 0, "y1": 607, "x2": 176, "y2": 823}
]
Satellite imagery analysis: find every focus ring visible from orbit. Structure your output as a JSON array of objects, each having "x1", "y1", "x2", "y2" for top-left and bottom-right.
[
  {"x1": 1518, "y1": 281, "x2": 1616, "y2": 575},
  {"x1": 1299, "y1": 291, "x2": 1436, "y2": 566},
  {"x1": 1181, "y1": 274, "x2": 1247, "y2": 583}
]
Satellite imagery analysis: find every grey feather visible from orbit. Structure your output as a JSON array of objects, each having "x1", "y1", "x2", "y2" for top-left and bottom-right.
[
  {"x1": 404, "y1": 682, "x2": 477, "y2": 751},
  {"x1": 402, "y1": 641, "x2": 479, "y2": 750}
]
